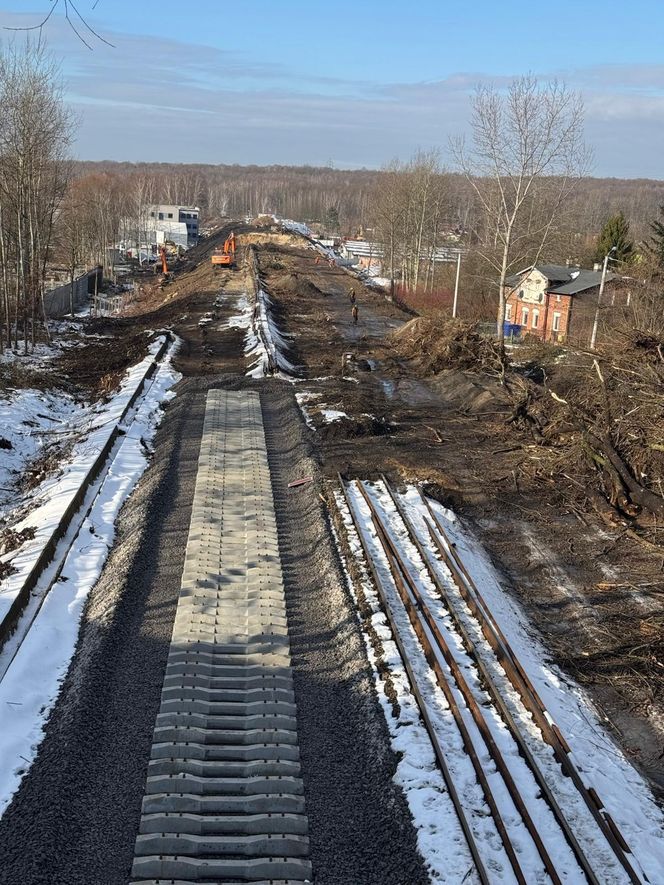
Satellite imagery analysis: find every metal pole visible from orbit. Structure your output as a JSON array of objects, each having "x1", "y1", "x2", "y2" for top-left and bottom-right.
[
  {"x1": 590, "y1": 250, "x2": 612, "y2": 350},
  {"x1": 452, "y1": 251, "x2": 461, "y2": 318}
]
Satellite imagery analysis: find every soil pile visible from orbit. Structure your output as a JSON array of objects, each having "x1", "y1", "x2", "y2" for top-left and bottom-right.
[
  {"x1": 391, "y1": 314, "x2": 502, "y2": 374},
  {"x1": 271, "y1": 272, "x2": 325, "y2": 300}
]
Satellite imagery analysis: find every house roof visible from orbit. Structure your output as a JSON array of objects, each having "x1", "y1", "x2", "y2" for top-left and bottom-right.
[{"x1": 506, "y1": 264, "x2": 616, "y2": 296}]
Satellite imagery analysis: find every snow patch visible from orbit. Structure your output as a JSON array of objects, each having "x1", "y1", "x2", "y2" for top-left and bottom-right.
[{"x1": 0, "y1": 341, "x2": 181, "y2": 817}]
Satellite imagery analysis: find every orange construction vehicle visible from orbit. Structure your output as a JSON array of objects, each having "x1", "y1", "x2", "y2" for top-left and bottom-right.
[
  {"x1": 159, "y1": 245, "x2": 169, "y2": 275},
  {"x1": 211, "y1": 232, "x2": 237, "y2": 269}
]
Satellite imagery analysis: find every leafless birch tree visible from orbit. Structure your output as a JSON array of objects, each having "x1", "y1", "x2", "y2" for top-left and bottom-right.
[
  {"x1": 372, "y1": 151, "x2": 450, "y2": 297},
  {"x1": 452, "y1": 75, "x2": 590, "y2": 351},
  {"x1": 0, "y1": 42, "x2": 74, "y2": 351}
]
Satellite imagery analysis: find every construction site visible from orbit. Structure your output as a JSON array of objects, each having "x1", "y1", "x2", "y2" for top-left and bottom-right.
[{"x1": 0, "y1": 219, "x2": 662, "y2": 885}]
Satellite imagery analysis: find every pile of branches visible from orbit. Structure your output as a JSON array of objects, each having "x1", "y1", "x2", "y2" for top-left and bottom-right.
[
  {"x1": 391, "y1": 314, "x2": 505, "y2": 376},
  {"x1": 506, "y1": 331, "x2": 664, "y2": 539}
]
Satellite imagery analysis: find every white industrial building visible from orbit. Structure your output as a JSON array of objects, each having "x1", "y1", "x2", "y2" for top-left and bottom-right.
[{"x1": 148, "y1": 205, "x2": 200, "y2": 245}]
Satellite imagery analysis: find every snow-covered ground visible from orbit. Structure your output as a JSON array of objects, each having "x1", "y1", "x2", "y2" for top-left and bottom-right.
[
  {"x1": 225, "y1": 286, "x2": 299, "y2": 379},
  {"x1": 0, "y1": 389, "x2": 80, "y2": 518},
  {"x1": 294, "y1": 391, "x2": 321, "y2": 429},
  {"x1": 0, "y1": 337, "x2": 173, "y2": 624},
  {"x1": 334, "y1": 480, "x2": 664, "y2": 884},
  {"x1": 0, "y1": 337, "x2": 181, "y2": 816},
  {"x1": 320, "y1": 408, "x2": 349, "y2": 423}
]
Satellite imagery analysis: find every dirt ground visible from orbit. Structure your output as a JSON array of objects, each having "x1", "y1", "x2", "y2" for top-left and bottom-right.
[
  {"x1": 46, "y1": 225, "x2": 663, "y2": 797},
  {"x1": 246, "y1": 236, "x2": 664, "y2": 800}
]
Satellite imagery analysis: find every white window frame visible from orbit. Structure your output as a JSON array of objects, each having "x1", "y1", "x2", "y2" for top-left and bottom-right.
[
  {"x1": 532, "y1": 309, "x2": 539, "y2": 329},
  {"x1": 552, "y1": 311, "x2": 561, "y2": 332},
  {"x1": 505, "y1": 303, "x2": 512, "y2": 321},
  {"x1": 521, "y1": 307, "x2": 529, "y2": 327}
]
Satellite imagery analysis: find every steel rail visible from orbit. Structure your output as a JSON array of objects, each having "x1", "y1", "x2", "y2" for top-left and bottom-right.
[
  {"x1": 421, "y1": 493, "x2": 646, "y2": 885},
  {"x1": 336, "y1": 475, "x2": 492, "y2": 885},
  {"x1": 380, "y1": 475, "x2": 601, "y2": 885},
  {"x1": 0, "y1": 334, "x2": 175, "y2": 682},
  {"x1": 356, "y1": 480, "x2": 560, "y2": 885}
]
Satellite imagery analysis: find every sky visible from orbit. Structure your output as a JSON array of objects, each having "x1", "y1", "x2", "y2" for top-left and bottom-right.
[{"x1": 0, "y1": 1, "x2": 663, "y2": 177}]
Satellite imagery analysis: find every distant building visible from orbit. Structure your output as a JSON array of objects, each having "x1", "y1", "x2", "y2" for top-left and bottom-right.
[
  {"x1": 148, "y1": 205, "x2": 200, "y2": 245},
  {"x1": 341, "y1": 238, "x2": 463, "y2": 277},
  {"x1": 504, "y1": 263, "x2": 626, "y2": 344}
]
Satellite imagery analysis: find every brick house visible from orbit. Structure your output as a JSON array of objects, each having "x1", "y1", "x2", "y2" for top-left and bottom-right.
[{"x1": 504, "y1": 264, "x2": 621, "y2": 343}]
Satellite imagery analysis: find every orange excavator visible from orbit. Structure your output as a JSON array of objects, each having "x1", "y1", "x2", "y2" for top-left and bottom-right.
[
  {"x1": 157, "y1": 245, "x2": 172, "y2": 286},
  {"x1": 211, "y1": 231, "x2": 237, "y2": 269},
  {"x1": 159, "y1": 245, "x2": 169, "y2": 275}
]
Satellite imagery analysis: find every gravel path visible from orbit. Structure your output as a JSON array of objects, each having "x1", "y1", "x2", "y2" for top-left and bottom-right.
[
  {"x1": 262, "y1": 387, "x2": 429, "y2": 885},
  {"x1": 0, "y1": 378, "x2": 428, "y2": 884},
  {"x1": 0, "y1": 386, "x2": 205, "y2": 885}
]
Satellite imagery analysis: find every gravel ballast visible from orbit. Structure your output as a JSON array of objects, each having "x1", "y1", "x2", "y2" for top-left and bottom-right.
[
  {"x1": 0, "y1": 378, "x2": 428, "y2": 884},
  {"x1": 0, "y1": 387, "x2": 205, "y2": 885}
]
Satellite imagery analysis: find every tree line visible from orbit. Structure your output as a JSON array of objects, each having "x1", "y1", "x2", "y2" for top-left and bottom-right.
[{"x1": 3, "y1": 42, "x2": 664, "y2": 354}]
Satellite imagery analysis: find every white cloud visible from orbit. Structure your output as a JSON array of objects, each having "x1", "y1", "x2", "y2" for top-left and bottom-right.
[{"x1": 1, "y1": 11, "x2": 662, "y2": 176}]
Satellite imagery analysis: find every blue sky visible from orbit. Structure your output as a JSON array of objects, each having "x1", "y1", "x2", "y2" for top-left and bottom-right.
[{"x1": 1, "y1": 1, "x2": 663, "y2": 176}]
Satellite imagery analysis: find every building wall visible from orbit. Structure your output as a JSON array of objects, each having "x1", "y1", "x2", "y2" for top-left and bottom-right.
[
  {"x1": 148, "y1": 205, "x2": 199, "y2": 243},
  {"x1": 505, "y1": 282, "x2": 573, "y2": 342}
]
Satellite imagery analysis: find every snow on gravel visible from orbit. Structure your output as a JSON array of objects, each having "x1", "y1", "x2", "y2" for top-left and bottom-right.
[
  {"x1": 335, "y1": 480, "x2": 664, "y2": 883},
  {"x1": 412, "y1": 489, "x2": 664, "y2": 884},
  {"x1": 0, "y1": 340, "x2": 181, "y2": 817}
]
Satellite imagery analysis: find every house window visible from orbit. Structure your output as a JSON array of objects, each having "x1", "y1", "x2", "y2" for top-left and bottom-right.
[
  {"x1": 168, "y1": 213, "x2": 173, "y2": 219},
  {"x1": 532, "y1": 309, "x2": 540, "y2": 329},
  {"x1": 518, "y1": 289, "x2": 525, "y2": 300},
  {"x1": 552, "y1": 311, "x2": 561, "y2": 332},
  {"x1": 150, "y1": 212, "x2": 155, "y2": 218},
  {"x1": 521, "y1": 307, "x2": 529, "y2": 327},
  {"x1": 505, "y1": 303, "x2": 512, "y2": 321},
  {"x1": 158, "y1": 213, "x2": 164, "y2": 220}
]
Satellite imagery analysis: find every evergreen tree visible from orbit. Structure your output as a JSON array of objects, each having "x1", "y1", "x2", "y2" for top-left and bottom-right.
[
  {"x1": 594, "y1": 211, "x2": 634, "y2": 264},
  {"x1": 646, "y1": 205, "x2": 664, "y2": 268},
  {"x1": 324, "y1": 205, "x2": 340, "y2": 234}
]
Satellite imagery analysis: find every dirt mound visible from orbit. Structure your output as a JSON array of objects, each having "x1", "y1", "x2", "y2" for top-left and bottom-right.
[
  {"x1": 391, "y1": 314, "x2": 502, "y2": 374},
  {"x1": 320, "y1": 414, "x2": 392, "y2": 441},
  {"x1": 55, "y1": 330, "x2": 156, "y2": 396},
  {"x1": 272, "y1": 272, "x2": 324, "y2": 299}
]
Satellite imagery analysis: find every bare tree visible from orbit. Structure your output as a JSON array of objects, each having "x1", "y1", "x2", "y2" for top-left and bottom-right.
[
  {"x1": 452, "y1": 75, "x2": 590, "y2": 351},
  {"x1": 0, "y1": 42, "x2": 74, "y2": 351},
  {"x1": 372, "y1": 151, "x2": 450, "y2": 299}
]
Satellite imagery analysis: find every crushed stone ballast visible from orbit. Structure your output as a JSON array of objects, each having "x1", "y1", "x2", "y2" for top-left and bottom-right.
[{"x1": 131, "y1": 389, "x2": 311, "y2": 884}]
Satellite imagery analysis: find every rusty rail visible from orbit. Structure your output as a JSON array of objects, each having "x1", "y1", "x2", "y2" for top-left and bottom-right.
[
  {"x1": 354, "y1": 480, "x2": 558, "y2": 885},
  {"x1": 419, "y1": 491, "x2": 646, "y2": 885},
  {"x1": 380, "y1": 475, "x2": 601, "y2": 885},
  {"x1": 336, "y1": 475, "x2": 492, "y2": 885}
]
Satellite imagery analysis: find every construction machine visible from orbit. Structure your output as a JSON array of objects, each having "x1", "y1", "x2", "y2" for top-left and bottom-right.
[
  {"x1": 211, "y1": 231, "x2": 237, "y2": 269},
  {"x1": 158, "y1": 245, "x2": 172, "y2": 286}
]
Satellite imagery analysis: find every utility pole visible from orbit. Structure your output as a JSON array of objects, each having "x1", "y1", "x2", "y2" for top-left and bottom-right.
[
  {"x1": 452, "y1": 251, "x2": 462, "y2": 318},
  {"x1": 590, "y1": 247, "x2": 616, "y2": 350}
]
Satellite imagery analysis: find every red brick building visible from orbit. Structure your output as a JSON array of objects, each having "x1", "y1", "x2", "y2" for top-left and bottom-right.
[{"x1": 504, "y1": 264, "x2": 621, "y2": 343}]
